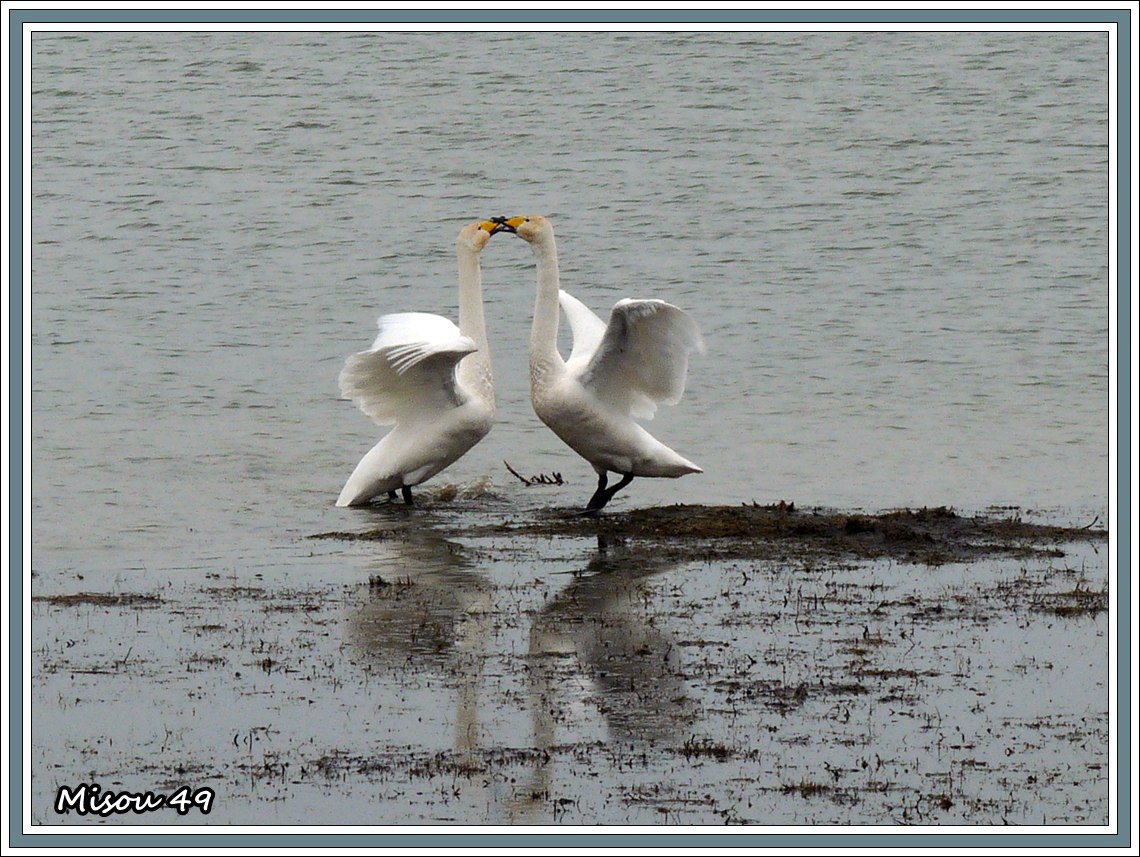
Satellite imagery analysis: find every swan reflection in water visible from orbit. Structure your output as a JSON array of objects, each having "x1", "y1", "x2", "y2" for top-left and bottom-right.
[
  {"x1": 346, "y1": 517, "x2": 493, "y2": 761},
  {"x1": 510, "y1": 536, "x2": 696, "y2": 820},
  {"x1": 345, "y1": 521, "x2": 695, "y2": 822}
]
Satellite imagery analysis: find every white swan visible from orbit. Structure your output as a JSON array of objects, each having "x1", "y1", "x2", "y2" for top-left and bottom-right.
[
  {"x1": 501, "y1": 215, "x2": 705, "y2": 513},
  {"x1": 336, "y1": 220, "x2": 504, "y2": 507}
]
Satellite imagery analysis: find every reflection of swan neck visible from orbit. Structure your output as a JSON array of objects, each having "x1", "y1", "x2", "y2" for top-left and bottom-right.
[
  {"x1": 456, "y1": 244, "x2": 491, "y2": 396},
  {"x1": 529, "y1": 231, "x2": 565, "y2": 386}
]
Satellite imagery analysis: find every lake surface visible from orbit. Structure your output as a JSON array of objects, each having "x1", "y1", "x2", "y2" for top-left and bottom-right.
[{"x1": 27, "y1": 30, "x2": 1111, "y2": 829}]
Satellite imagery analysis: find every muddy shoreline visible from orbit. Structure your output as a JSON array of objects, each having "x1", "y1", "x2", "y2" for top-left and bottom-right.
[
  {"x1": 32, "y1": 501, "x2": 1110, "y2": 826},
  {"x1": 312, "y1": 501, "x2": 1107, "y2": 568}
]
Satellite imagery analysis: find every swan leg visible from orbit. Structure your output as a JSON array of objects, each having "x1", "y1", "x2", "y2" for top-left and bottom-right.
[
  {"x1": 583, "y1": 472, "x2": 634, "y2": 515},
  {"x1": 605, "y1": 473, "x2": 634, "y2": 505},
  {"x1": 388, "y1": 491, "x2": 398, "y2": 502},
  {"x1": 585, "y1": 473, "x2": 610, "y2": 512},
  {"x1": 401, "y1": 486, "x2": 414, "y2": 506}
]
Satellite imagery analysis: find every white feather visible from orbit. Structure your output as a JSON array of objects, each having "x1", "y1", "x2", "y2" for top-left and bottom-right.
[
  {"x1": 558, "y1": 290, "x2": 607, "y2": 368},
  {"x1": 337, "y1": 316, "x2": 476, "y2": 426},
  {"x1": 580, "y1": 298, "x2": 705, "y2": 420}
]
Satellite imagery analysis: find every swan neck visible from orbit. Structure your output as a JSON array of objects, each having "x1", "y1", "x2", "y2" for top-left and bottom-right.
[
  {"x1": 456, "y1": 245, "x2": 492, "y2": 394},
  {"x1": 529, "y1": 236, "x2": 564, "y2": 378}
]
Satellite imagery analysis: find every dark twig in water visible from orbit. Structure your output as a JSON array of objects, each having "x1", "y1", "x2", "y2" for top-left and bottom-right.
[{"x1": 504, "y1": 460, "x2": 564, "y2": 487}]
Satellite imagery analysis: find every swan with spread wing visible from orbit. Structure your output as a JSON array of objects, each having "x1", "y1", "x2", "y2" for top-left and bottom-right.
[
  {"x1": 336, "y1": 220, "x2": 506, "y2": 507},
  {"x1": 499, "y1": 215, "x2": 704, "y2": 513}
]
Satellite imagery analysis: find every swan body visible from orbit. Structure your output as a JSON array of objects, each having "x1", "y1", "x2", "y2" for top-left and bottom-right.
[
  {"x1": 503, "y1": 214, "x2": 704, "y2": 513},
  {"x1": 336, "y1": 221, "x2": 501, "y2": 507}
]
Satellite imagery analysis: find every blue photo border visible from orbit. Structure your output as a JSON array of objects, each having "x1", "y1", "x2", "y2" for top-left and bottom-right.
[{"x1": 6, "y1": 4, "x2": 1133, "y2": 850}]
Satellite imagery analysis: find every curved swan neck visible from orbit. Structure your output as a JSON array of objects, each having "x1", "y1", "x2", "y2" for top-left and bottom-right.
[
  {"x1": 529, "y1": 231, "x2": 565, "y2": 381},
  {"x1": 456, "y1": 244, "x2": 492, "y2": 396}
]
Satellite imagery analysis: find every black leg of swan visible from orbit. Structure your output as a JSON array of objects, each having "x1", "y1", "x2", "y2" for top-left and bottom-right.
[
  {"x1": 605, "y1": 473, "x2": 634, "y2": 505},
  {"x1": 388, "y1": 491, "x2": 398, "y2": 502},
  {"x1": 585, "y1": 473, "x2": 610, "y2": 512},
  {"x1": 583, "y1": 473, "x2": 634, "y2": 515},
  {"x1": 401, "y1": 486, "x2": 414, "y2": 506}
]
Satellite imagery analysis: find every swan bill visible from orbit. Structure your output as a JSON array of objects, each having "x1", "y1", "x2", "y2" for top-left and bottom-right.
[
  {"x1": 480, "y1": 217, "x2": 521, "y2": 236},
  {"x1": 490, "y1": 215, "x2": 529, "y2": 234}
]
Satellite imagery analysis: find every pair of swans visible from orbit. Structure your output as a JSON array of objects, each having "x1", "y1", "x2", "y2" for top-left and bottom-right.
[{"x1": 336, "y1": 215, "x2": 704, "y2": 514}]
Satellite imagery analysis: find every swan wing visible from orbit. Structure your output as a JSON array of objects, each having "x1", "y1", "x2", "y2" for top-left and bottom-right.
[
  {"x1": 339, "y1": 312, "x2": 477, "y2": 426},
  {"x1": 579, "y1": 299, "x2": 704, "y2": 420},
  {"x1": 558, "y1": 290, "x2": 607, "y2": 366}
]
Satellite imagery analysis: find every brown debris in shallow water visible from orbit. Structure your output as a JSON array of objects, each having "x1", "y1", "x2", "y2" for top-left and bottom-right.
[
  {"x1": 1033, "y1": 584, "x2": 1109, "y2": 617},
  {"x1": 31, "y1": 592, "x2": 164, "y2": 608},
  {"x1": 476, "y1": 504, "x2": 1106, "y2": 566},
  {"x1": 310, "y1": 503, "x2": 1106, "y2": 567}
]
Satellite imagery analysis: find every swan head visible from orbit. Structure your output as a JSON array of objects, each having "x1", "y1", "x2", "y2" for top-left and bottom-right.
[
  {"x1": 497, "y1": 215, "x2": 550, "y2": 244},
  {"x1": 459, "y1": 219, "x2": 509, "y2": 252}
]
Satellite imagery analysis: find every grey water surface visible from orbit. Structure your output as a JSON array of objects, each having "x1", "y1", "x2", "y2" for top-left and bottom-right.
[{"x1": 28, "y1": 31, "x2": 1110, "y2": 827}]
